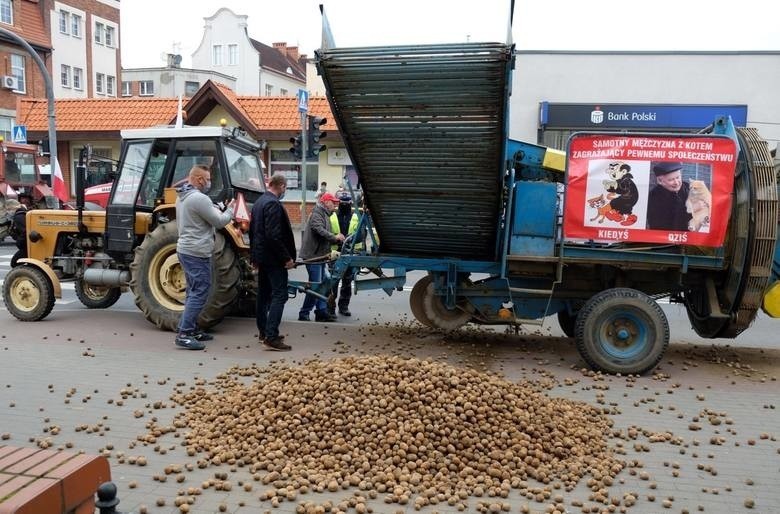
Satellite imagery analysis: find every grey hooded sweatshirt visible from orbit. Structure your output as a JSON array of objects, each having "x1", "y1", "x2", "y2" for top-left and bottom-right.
[{"x1": 175, "y1": 183, "x2": 234, "y2": 258}]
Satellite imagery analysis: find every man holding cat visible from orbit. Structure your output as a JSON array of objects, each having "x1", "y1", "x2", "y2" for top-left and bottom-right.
[{"x1": 646, "y1": 162, "x2": 692, "y2": 232}]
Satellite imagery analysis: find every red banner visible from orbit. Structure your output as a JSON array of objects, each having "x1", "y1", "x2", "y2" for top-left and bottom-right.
[{"x1": 563, "y1": 135, "x2": 737, "y2": 247}]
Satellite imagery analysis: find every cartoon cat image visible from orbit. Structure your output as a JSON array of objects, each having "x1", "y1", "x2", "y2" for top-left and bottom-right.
[
  {"x1": 686, "y1": 179, "x2": 712, "y2": 232},
  {"x1": 587, "y1": 193, "x2": 616, "y2": 223}
]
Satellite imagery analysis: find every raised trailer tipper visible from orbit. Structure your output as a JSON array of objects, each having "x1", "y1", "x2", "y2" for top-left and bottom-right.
[{"x1": 314, "y1": 30, "x2": 780, "y2": 374}]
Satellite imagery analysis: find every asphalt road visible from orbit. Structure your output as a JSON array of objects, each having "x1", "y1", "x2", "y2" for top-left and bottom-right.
[{"x1": 1, "y1": 241, "x2": 779, "y2": 514}]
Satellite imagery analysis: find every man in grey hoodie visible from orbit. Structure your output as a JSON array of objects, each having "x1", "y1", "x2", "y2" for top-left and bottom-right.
[{"x1": 175, "y1": 165, "x2": 235, "y2": 350}]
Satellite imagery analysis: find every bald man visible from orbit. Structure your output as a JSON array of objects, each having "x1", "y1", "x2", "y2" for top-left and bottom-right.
[{"x1": 174, "y1": 165, "x2": 235, "y2": 350}]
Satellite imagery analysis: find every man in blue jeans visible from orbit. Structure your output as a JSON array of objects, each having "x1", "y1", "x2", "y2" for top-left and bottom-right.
[
  {"x1": 175, "y1": 165, "x2": 235, "y2": 350},
  {"x1": 250, "y1": 174, "x2": 296, "y2": 351},
  {"x1": 299, "y1": 192, "x2": 344, "y2": 322}
]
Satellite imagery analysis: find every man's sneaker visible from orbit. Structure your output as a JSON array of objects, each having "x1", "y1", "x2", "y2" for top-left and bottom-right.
[
  {"x1": 338, "y1": 308, "x2": 352, "y2": 317},
  {"x1": 263, "y1": 337, "x2": 291, "y2": 351},
  {"x1": 175, "y1": 334, "x2": 205, "y2": 351},
  {"x1": 192, "y1": 330, "x2": 214, "y2": 342},
  {"x1": 298, "y1": 314, "x2": 310, "y2": 321}
]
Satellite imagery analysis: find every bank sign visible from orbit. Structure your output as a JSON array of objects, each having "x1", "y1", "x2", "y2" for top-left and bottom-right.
[{"x1": 540, "y1": 102, "x2": 748, "y2": 130}]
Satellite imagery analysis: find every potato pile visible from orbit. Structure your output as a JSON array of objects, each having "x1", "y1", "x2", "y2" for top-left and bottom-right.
[{"x1": 164, "y1": 356, "x2": 623, "y2": 505}]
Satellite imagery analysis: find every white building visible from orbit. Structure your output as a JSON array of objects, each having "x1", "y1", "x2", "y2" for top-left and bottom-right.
[
  {"x1": 190, "y1": 8, "x2": 305, "y2": 97},
  {"x1": 510, "y1": 51, "x2": 780, "y2": 156},
  {"x1": 121, "y1": 64, "x2": 237, "y2": 98},
  {"x1": 50, "y1": 0, "x2": 120, "y2": 98}
]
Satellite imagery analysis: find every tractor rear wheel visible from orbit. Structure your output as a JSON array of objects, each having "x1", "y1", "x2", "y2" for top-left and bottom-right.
[
  {"x1": 129, "y1": 223, "x2": 239, "y2": 331},
  {"x1": 74, "y1": 279, "x2": 121, "y2": 309},
  {"x1": 2, "y1": 265, "x2": 56, "y2": 322},
  {"x1": 575, "y1": 288, "x2": 668, "y2": 375}
]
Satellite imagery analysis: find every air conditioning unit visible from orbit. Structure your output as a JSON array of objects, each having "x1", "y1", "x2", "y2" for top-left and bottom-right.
[{"x1": 2, "y1": 75, "x2": 19, "y2": 90}]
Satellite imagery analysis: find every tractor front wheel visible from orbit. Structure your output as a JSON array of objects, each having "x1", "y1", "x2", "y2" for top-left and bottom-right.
[
  {"x1": 2, "y1": 265, "x2": 56, "y2": 322},
  {"x1": 74, "y1": 279, "x2": 122, "y2": 309}
]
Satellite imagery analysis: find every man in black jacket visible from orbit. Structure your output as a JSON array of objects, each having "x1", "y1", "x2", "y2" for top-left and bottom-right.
[
  {"x1": 647, "y1": 162, "x2": 692, "y2": 231},
  {"x1": 250, "y1": 173, "x2": 296, "y2": 351}
]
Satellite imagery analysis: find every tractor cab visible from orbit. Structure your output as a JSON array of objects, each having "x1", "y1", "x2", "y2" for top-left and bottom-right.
[
  {"x1": 103, "y1": 125, "x2": 266, "y2": 255},
  {"x1": 0, "y1": 140, "x2": 57, "y2": 209}
]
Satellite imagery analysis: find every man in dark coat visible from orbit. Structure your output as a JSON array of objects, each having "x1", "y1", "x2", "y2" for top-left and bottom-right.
[
  {"x1": 250, "y1": 173, "x2": 296, "y2": 351},
  {"x1": 646, "y1": 162, "x2": 692, "y2": 231},
  {"x1": 4, "y1": 199, "x2": 27, "y2": 267}
]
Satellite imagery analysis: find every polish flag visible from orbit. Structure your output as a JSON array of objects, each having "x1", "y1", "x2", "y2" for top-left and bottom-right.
[{"x1": 52, "y1": 158, "x2": 68, "y2": 203}]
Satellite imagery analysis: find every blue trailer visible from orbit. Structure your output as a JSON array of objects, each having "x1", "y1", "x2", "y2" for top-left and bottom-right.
[{"x1": 308, "y1": 23, "x2": 780, "y2": 374}]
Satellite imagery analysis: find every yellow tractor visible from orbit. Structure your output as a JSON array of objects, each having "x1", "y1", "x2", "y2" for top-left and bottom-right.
[{"x1": 2, "y1": 125, "x2": 265, "y2": 330}]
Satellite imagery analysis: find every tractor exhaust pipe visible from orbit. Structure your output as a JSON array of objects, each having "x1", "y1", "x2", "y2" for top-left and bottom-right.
[{"x1": 83, "y1": 268, "x2": 130, "y2": 287}]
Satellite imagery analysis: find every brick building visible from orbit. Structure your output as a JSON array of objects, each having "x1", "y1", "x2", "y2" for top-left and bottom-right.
[{"x1": 0, "y1": 0, "x2": 119, "y2": 141}]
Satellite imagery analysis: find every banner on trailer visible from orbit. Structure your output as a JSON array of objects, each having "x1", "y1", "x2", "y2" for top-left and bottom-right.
[{"x1": 563, "y1": 134, "x2": 737, "y2": 247}]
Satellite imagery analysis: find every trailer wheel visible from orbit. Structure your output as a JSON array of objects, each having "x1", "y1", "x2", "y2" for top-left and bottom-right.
[
  {"x1": 74, "y1": 279, "x2": 121, "y2": 309},
  {"x1": 421, "y1": 277, "x2": 472, "y2": 331},
  {"x1": 575, "y1": 288, "x2": 668, "y2": 375},
  {"x1": 409, "y1": 275, "x2": 435, "y2": 328},
  {"x1": 2, "y1": 266, "x2": 56, "y2": 322},
  {"x1": 130, "y1": 223, "x2": 239, "y2": 331}
]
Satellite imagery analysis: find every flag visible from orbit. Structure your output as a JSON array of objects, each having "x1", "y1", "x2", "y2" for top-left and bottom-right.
[
  {"x1": 175, "y1": 95, "x2": 183, "y2": 128},
  {"x1": 52, "y1": 158, "x2": 68, "y2": 203}
]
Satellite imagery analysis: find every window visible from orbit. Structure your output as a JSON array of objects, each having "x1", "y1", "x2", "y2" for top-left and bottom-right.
[
  {"x1": 94, "y1": 22, "x2": 104, "y2": 44},
  {"x1": 0, "y1": 0, "x2": 12, "y2": 24},
  {"x1": 59, "y1": 10, "x2": 69, "y2": 34},
  {"x1": 96, "y1": 73, "x2": 105, "y2": 94},
  {"x1": 228, "y1": 44, "x2": 238, "y2": 65},
  {"x1": 280, "y1": 88, "x2": 288, "y2": 96},
  {"x1": 0, "y1": 116, "x2": 12, "y2": 142},
  {"x1": 72, "y1": 14, "x2": 81, "y2": 38},
  {"x1": 270, "y1": 148, "x2": 318, "y2": 196},
  {"x1": 105, "y1": 26, "x2": 115, "y2": 47},
  {"x1": 121, "y1": 81, "x2": 131, "y2": 96},
  {"x1": 10, "y1": 54, "x2": 25, "y2": 93},
  {"x1": 61, "y1": 64, "x2": 71, "y2": 88},
  {"x1": 265, "y1": 84, "x2": 273, "y2": 96},
  {"x1": 184, "y1": 81, "x2": 199, "y2": 96},
  {"x1": 139, "y1": 80, "x2": 154, "y2": 96},
  {"x1": 107, "y1": 75, "x2": 115, "y2": 96},
  {"x1": 212, "y1": 45, "x2": 222, "y2": 65},
  {"x1": 74, "y1": 147, "x2": 112, "y2": 188},
  {"x1": 73, "y1": 68, "x2": 83, "y2": 90}
]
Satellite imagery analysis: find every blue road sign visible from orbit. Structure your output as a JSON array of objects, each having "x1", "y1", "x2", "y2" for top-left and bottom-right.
[
  {"x1": 12, "y1": 125, "x2": 26, "y2": 144},
  {"x1": 297, "y1": 89, "x2": 309, "y2": 113}
]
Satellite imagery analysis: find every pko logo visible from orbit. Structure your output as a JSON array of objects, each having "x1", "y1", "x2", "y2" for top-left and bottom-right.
[{"x1": 591, "y1": 106, "x2": 604, "y2": 124}]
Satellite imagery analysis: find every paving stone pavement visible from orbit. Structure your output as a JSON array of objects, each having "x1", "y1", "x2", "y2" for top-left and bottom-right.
[{"x1": 0, "y1": 311, "x2": 778, "y2": 514}]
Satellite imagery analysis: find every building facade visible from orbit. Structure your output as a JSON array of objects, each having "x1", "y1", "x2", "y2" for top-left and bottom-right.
[
  {"x1": 0, "y1": 0, "x2": 119, "y2": 140},
  {"x1": 510, "y1": 51, "x2": 780, "y2": 156},
  {"x1": 190, "y1": 7, "x2": 305, "y2": 97},
  {"x1": 121, "y1": 64, "x2": 237, "y2": 98}
]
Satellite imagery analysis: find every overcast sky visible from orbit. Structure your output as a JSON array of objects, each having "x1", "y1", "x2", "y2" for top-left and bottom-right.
[{"x1": 120, "y1": 0, "x2": 780, "y2": 69}]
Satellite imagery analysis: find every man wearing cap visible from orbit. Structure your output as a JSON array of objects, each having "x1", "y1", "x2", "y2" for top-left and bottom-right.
[
  {"x1": 647, "y1": 161, "x2": 692, "y2": 231},
  {"x1": 299, "y1": 192, "x2": 344, "y2": 322}
]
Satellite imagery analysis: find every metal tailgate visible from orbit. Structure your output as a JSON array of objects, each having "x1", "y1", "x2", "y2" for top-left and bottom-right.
[{"x1": 316, "y1": 43, "x2": 512, "y2": 261}]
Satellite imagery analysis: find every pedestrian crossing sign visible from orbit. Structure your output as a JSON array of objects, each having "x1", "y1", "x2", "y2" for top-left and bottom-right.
[{"x1": 12, "y1": 125, "x2": 26, "y2": 144}]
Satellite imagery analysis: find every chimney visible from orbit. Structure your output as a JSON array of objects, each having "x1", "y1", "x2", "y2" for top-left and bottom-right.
[
  {"x1": 273, "y1": 42, "x2": 286, "y2": 52},
  {"x1": 286, "y1": 46, "x2": 299, "y2": 61}
]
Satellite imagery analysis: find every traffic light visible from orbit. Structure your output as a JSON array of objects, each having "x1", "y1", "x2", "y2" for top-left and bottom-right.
[
  {"x1": 307, "y1": 115, "x2": 327, "y2": 158},
  {"x1": 289, "y1": 135, "x2": 302, "y2": 159}
]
